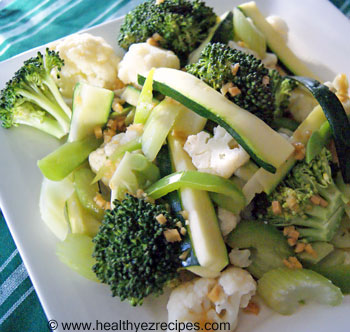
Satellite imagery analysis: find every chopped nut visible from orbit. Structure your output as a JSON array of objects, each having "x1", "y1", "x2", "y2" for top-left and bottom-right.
[
  {"x1": 237, "y1": 41, "x2": 247, "y2": 48},
  {"x1": 243, "y1": 301, "x2": 260, "y2": 315},
  {"x1": 286, "y1": 195, "x2": 299, "y2": 211},
  {"x1": 289, "y1": 230, "x2": 300, "y2": 241},
  {"x1": 230, "y1": 63, "x2": 240, "y2": 76},
  {"x1": 164, "y1": 229, "x2": 182, "y2": 242},
  {"x1": 271, "y1": 200, "x2": 282, "y2": 215},
  {"x1": 180, "y1": 210, "x2": 189, "y2": 220},
  {"x1": 113, "y1": 78, "x2": 125, "y2": 90},
  {"x1": 262, "y1": 75, "x2": 270, "y2": 86},
  {"x1": 180, "y1": 227, "x2": 187, "y2": 236},
  {"x1": 107, "y1": 119, "x2": 118, "y2": 131},
  {"x1": 127, "y1": 123, "x2": 144, "y2": 134},
  {"x1": 136, "y1": 189, "x2": 145, "y2": 198},
  {"x1": 283, "y1": 226, "x2": 295, "y2": 236},
  {"x1": 283, "y1": 256, "x2": 303, "y2": 269},
  {"x1": 310, "y1": 195, "x2": 322, "y2": 205},
  {"x1": 207, "y1": 284, "x2": 223, "y2": 303},
  {"x1": 179, "y1": 251, "x2": 189, "y2": 261},
  {"x1": 94, "y1": 126, "x2": 103, "y2": 139},
  {"x1": 156, "y1": 213, "x2": 167, "y2": 225},
  {"x1": 228, "y1": 86, "x2": 241, "y2": 97},
  {"x1": 112, "y1": 99, "x2": 124, "y2": 113},
  {"x1": 292, "y1": 142, "x2": 306, "y2": 160},
  {"x1": 220, "y1": 82, "x2": 234, "y2": 96},
  {"x1": 305, "y1": 244, "x2": 318, "y2": 258},
  {"x1": 104, "y1": 202, "x2": 111, "y2": 210},
  {"x1": 294, "y1": 242, "x2": 306, "y2": 253},
  {"x1": 156, "y1": 0, "x2": 165, "y2": 5},
  {"x1": 288, "y1": 237, "x2": 297, "y2": 246},
  {"x1": 176, "y1": 221, "x2": 182, "y2": 228},
  {"x1": 147, "y1": 37, "x2": 159, "y2": 47},
  {"x1": 152, "y1": 33, "x2": 163, "y2": 42}
]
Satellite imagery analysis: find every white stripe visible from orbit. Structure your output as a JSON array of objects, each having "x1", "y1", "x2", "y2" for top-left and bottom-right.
[
  {"x1": 1, "y1": 0, "x2": 51, "y2": 30},
  {"x1": 0, "y1": 0, "x2": 84, "y2": 57},
  {"x1": 0, "y1": 286, "x2": 34, "y2": 326},
  {"x1": 0, "y1": 263, "x2": 28, "y2": 306},
  {"x1": 84, "y1": 1, "x2": 123, "y2": 28},
  {"x1": 0, "y1": 249, "x2": 18, "y2": 274},
  {"x1": 0, "y1": 0, "x2": 72, "y2": 40}
]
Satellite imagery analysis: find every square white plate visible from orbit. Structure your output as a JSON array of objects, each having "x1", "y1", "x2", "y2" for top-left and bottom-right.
[{"x1": 1, "y1": 1, "x2": 350, "y2": 331}]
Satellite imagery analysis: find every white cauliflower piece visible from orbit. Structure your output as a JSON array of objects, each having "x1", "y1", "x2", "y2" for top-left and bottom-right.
[
  {"x1": 118, "y1": 42, "x2": 180, "y2": 85},
  {"x1": 184, "y1": 126, "x2": 250, "y2": 178},
  {"x1": 167, "y1": 267, "x2": 256, "y2": 332},
  {"x1": 50, "y1": 33, "x2": 120, "y2": 98},
  {"x1": 324, "y1": 74, "x2": 350, "y2": 114},
  {"x1": 229, "y1": 248, "x2": 252, "y2": 268},
  {"x1": 88, "y1": 124, "x2": 142, "y2": 184},
  {"x1": 266, "y1": 15, "x2": 289, "y2": 42},
  {"x1": 218, "y1": 208, "x2": 240, "y2": 236}
]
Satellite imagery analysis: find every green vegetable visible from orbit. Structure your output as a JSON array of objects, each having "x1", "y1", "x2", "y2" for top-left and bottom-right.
[
  {"x1": 226, "y1": 220, "x2": 293, "y2": 278},
  {"x1": 73, "y1": 165, "x2": 105, "y2": 219},
  {"x1": 297, "y1": 242, "x2": 334, "y2": 265},
  {"x1": 145, "y1": 170, "x2": 245, "y2": 214},
  {"x1": 134, "y1": 68, "x2": 155, "y2": 124},
  {"x1": 289, "y1": 76, "x2": 350, "y2": 183},
  {"x1": 233, "y1": 7, "x2": 266, "y2": 58},
  {"x1": 92, "y1": 137, "x2": 142, "y2": 184},
  {"x1": 117, "y1": 0, "x2": 217, "y2": 64},
  {"x1": 331, "y1": 214, "x2": 350, "y2": 249},
  {"x1": 188, "y1": 11, "x2": 233, "y2": 64},
  {"x1": 306, "y1": 121, "x2": 332, "y2": 163},
  {"x1": 38, "y1": 135, "x2": 102, "y2": 181},
  {"x1": 258, "y1": 267, "x2": 343, "y2": 315},
  {"x1": 120, "y1": 85, "x2": 159, "y2": 108},
  {"x1": 56, "y1": 233, "x2": 99, "y2": 282},
  {"x1": 138, "y1": 68, "x2": 295, "y2": 173},
  {"x1": 109, "y1": 152, "x2": 160, "y2": 202},
  {"x1": 142, "y1": 97, "x2": 180, "y2": 161},
  {"x1": 68, "y1": 83, "x2": 114, "y2": 142},
  {"x1": 0, "y1": 48, "x2": 71, "y2": 138},
  {"x1": 255, "y1": 148, "x2": 345, "y2": 242},
  {"x1": 167, "y1": 133, "x2": 228, "y2": 277},
  {"x1": 65, "y1": 191, "x2": 101, "y2": 237},
  {"x1": 238, "y1": 2, "x2": 319, "y2": 79},
  {"x1": 186, "y1": 43, "x2": 297, "y2": 126},
  {"x1": 92, "y1": 194, "x2": 184, "y2": 306}
]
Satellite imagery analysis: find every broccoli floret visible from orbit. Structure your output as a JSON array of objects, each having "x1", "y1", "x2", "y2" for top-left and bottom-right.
[
  {"x1": 0, "y1": 48, "x2": 71, "y2": 138},
  {"x1": 117, "y1": 0, "x2": 217, "y2": 64},
  {"x1": 256, "y1": 148, "x2": 345, "y2": 242},
  {"x1": 92, "y1": 194, "x2": 184, "y2": 306},
  {"x1": 185, "y1": 43, "x2": 297, "y2": 126}
]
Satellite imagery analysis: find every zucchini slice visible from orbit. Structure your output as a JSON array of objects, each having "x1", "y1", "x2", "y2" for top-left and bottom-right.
[
  {"x1": 238, "y1": 2, "x2": 319, "y2": 79},
  {"x1": 68, "y1": 83, "x2": 114, "y2": 142},
  {"x1": 289, "y1": 76, "x2": 350, "y2": 183},
  {"x1": 139, "y1": 68, "x2": 295, "y2": 173}
]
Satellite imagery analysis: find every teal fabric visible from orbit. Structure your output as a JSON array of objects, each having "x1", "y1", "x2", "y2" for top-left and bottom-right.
[{"x1": 0, "y1": 0, "x2": 349, "y2": 331}]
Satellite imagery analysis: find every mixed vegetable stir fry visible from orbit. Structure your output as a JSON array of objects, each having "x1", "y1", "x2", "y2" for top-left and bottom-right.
[{"x1": 1, "y1": 0, "x2": 350, "y2": 330}]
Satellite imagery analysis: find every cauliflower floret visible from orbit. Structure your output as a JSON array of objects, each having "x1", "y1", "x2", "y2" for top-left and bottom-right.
[
  {"x1": 167, "y1": 267, "x2": 256, "y2": 332},
  {"x1": 266, "y1": 15, "x2": 289, "y2": 42},
  {"x1": 218, "y1": 207, "x2": 240, "y2": 236},
  {"x1": 229, "y1": 248, "x2": 252, "y2": 268},
  {"x1": 324, "y1": 74, "x2": 350, "y2": 114},
  {"x1": 50, "y1": 33, "x2": 121, "y2": 98},
  {"x1": 88, "y1": 124, "x2": 142, "y2": 184},
  {"x1": 118, "y1": 43, "x2": 180, "y2": 85},
  {"x1": 184, "y1": 126, "x2": 250, "y2": 178}
]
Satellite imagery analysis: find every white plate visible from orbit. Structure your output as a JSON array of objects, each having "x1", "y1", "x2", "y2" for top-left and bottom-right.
[{"x1": 1, "y1": 1, "x2": 350, "y2": 331}]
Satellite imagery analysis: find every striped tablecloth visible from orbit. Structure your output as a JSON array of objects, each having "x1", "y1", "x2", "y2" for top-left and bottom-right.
[{"x1": 0, "y1": 0, "x2": 349, "y2": 331}]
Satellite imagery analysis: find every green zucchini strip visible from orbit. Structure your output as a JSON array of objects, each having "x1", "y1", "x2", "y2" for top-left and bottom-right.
[
  {"x1": 289, "y1": 76, "x2": 350, "y2": 183},
  {"x1": 145, "y1": 170, "x2": 245, "y2": 214}
]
